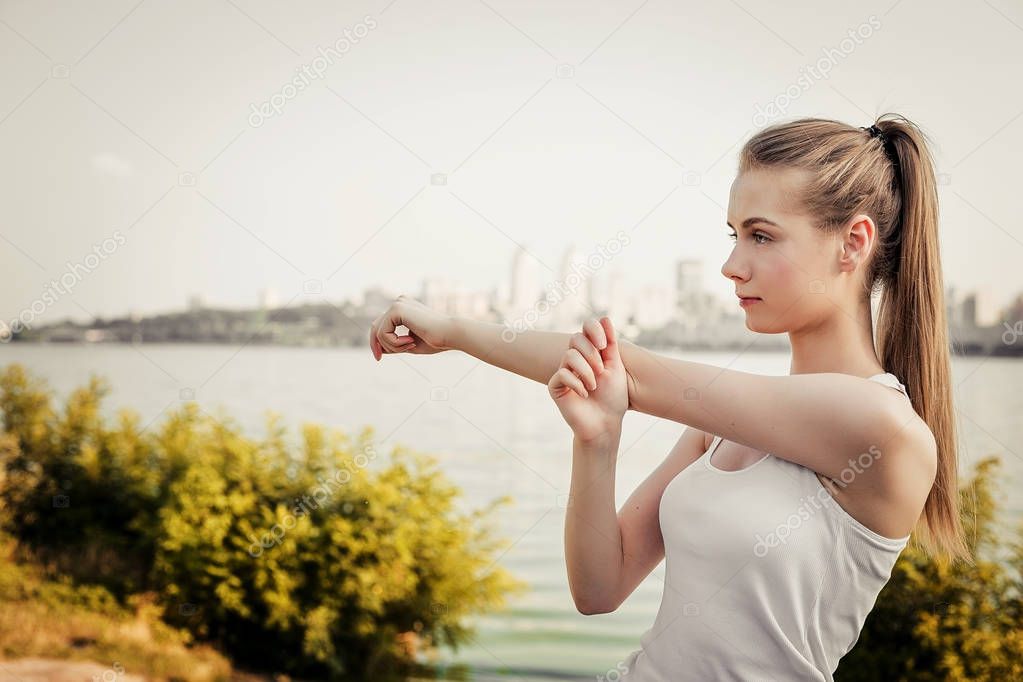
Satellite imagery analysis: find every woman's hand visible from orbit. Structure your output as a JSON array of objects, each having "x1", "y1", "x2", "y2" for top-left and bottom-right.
[
  {"x1": 548, "y1": 317, "x2": 628, "y2": 444},
  {"x1": 369, "y1": 295, "x2": 454, "y2": 360}
]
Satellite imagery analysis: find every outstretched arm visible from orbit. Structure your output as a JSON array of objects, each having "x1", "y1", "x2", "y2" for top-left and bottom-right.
[
  {"x1": 601, "y1": 342, "x2": 932, "y2": 485},
  {"x1": 372, "y1": 301, "x2": 930, "y2": 484},
  {"x1": 369, "y1": 297, "x2": 640, "y2": 397}
]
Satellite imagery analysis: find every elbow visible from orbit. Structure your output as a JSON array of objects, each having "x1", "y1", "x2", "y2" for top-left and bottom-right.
[{"x1": 574, "y1": 596, "x2": 618, "y2": 616}]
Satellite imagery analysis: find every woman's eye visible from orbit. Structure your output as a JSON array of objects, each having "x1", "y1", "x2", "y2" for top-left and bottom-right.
[{"x1": 727, "y1": 231, "x2": 770, "y2": 244}]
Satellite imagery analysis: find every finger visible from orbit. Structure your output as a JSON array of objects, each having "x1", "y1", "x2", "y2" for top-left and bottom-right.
[
  {"x1": 550, "y1": 367, "x2": 588, "y2": 398},
  {"x1": 373, "y1": 311, "x2": 398, "y2": 353},
  {"x1": 386, "y1": 337, "x2": 417, "y2": 353},
  {"x1": 551, "y1": 367, "x2": 588, "y2": 399},
  {"x1": 582, "y1": 318, "x2": 608, "y2": 352},
  {"x1": 370, "y1": 317, "x2": 396, "y2": 359},
  {"x1": 387, "y1": 306, "x2": 415, "y2": 343},
  {"x1": 562, "y1": 348, "x2": 597, "y2": 391},
  {"x1": 376, "y1": 314, "x2": 414, "y2": 353},
  {"x1": 599, "y1": 317, "x2": 620, "y2": 366},
  {"x1": 379, "y1": 327, "x2": 413, "y2": 350},
  {"x1": 569, "y1": 332, "x2": 603, "y2": 380},
  {"x1": 369, "y1": 319, "x2": 382, "y2": 361},
  {"x1": 373, "y1": 305, "x2": 409, "y2": 352},
  {"x1": 376, "y1": 328, "x2": 415, "y2": 355}
]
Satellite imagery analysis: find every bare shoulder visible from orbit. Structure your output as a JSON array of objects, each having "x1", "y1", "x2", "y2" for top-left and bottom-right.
[
  {"x1": 871, "y1": 377, "x2": 937, "y2": 488},
  {"x1": 884, "y1": 410, "x2": 938, "y2": 498},
  {"x1": 824, "y1": 400, "x2": 937, "y2": 539},
  {"x1": 878, "y1": 412, "x2": 937, "y2": 536}
]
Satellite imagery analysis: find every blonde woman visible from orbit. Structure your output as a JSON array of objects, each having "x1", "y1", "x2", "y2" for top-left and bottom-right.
[{"x1": 369, "y1": 114, "x2": 971, "y2": 680}]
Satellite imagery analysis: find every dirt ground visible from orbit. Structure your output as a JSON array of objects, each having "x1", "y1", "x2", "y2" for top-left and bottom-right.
[{"x1": 0, "y1": 658, "x2": 146, "y2": 681}]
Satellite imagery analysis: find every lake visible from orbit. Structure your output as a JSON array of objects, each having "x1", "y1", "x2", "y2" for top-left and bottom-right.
[{"x1": 1, "y1": 344, "x2": 1019, "y2": 680}]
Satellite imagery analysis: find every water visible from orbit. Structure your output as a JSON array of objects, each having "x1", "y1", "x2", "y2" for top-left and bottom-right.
[{"x1": 1, "y1": 344, "x2": 1020, "y2": 679}]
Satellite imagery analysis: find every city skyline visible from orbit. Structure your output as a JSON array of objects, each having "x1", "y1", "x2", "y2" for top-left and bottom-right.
[
  {"x1": 4, "y1": 1, "x2": 1021, "y2": 336},
  {"x1": 22, "y1": 238, "x2": 1020, "y2": 337}
]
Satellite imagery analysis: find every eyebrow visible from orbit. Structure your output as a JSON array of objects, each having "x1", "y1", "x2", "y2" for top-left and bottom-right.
[{"x1": 726, "y1": 217, "x2": 781, "y2": 230}]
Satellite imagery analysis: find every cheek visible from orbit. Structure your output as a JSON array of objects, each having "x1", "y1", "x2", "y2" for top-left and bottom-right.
[{"x1": 760, "y1": 251, "x2": 805, "y2": 296}]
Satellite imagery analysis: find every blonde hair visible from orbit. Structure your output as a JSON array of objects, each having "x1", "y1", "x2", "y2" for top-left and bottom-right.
[{"x1": 738, "y1": 114, "x2": 972, "y2": 567}]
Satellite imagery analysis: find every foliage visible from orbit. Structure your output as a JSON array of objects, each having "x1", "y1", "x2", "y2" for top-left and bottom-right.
[
  {"x1": 0, "y1": 363, "x2": 525, "y2": 680},
  {"x1": 837, "y1": 456, "x2": 1023, "y2": 680}
]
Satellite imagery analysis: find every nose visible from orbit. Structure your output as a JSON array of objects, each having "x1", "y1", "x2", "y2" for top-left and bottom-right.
[{"x1": 721, "y1": 248, "x2": 749, "y2": 283}]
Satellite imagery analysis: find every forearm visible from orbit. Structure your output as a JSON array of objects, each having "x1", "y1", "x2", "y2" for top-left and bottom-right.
[
  {"x1": 448, "y1": 317, "x2": 571, "y2": 385},
  {"x1": 564, "y1": 432, "x2": 624, "y2": 614},
  {"x1": 448, "y1": 316, "x2": 645, "y2": 404}
]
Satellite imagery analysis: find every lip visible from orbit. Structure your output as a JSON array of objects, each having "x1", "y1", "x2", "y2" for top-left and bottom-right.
[{"x1": 738, "y1": 296, "x2": 761, "y2": 306}]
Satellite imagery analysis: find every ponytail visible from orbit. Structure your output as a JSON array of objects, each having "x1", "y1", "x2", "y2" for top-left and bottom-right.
[{"x1": 873, "y1": 115, "x2": 971, "y2": 567}]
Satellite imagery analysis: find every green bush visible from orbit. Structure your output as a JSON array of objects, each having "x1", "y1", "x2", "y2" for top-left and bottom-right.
[
  {"x1": 837, "y1": 457, "x2": 1023, "y2": 680},
  {"x1": 0, "y1": 363, "x2": 525, "y2": 680}
]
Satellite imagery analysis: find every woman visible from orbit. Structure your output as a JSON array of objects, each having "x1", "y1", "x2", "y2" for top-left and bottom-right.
[{"x1": 368, "y1": 114, "x2": 972, "y2": 680}]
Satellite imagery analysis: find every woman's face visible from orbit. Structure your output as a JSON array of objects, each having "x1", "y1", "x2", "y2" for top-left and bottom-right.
[{"x1": 722, "y1": 167, "x2": 848, "y2": 333}]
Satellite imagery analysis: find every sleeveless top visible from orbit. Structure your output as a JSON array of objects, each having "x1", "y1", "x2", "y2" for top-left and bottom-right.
[{"x1": 619, "y1": 372, "x2": 912, "y2": 681}]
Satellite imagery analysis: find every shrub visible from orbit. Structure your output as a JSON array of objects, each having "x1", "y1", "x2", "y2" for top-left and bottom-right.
[
  {"x1": 0, "y1": 363, "x2": 525, "y2": 679},
  {"x1": 837, "y1": 456, "x2": 1023, "y2": 680}
]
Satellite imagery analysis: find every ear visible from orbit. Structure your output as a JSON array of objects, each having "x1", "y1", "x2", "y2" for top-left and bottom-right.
[{"x1": 839, "y1": 214, "x2": 875, "y2": 273}]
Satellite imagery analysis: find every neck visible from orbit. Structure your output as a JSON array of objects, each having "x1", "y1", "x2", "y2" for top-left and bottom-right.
[{"x1": 787, "y1": 298, "x2": 885, "y2": 378}]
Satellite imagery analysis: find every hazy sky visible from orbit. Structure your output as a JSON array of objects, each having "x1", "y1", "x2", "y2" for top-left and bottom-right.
[{"x1": 2, "y1": 0, "x2": 1021, "y2": 326}]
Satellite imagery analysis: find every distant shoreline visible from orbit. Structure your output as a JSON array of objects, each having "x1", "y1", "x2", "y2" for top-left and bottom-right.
[{"x1": 5, "y1": 337, "x2": 1022, "y2": 358}]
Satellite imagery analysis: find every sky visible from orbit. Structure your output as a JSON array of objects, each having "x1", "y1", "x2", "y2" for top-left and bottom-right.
[{"x1": 2, "y1": 0, "x2": 1022, "y2": 327}]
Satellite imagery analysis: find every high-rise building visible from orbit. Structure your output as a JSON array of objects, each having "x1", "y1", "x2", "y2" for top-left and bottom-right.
[
  {"x1": 259, "y1": 287, "x2": 280, "y2": 310},
  {"x1": 675, "y1": 259, "x2": 717, "y2": 328},
  {"x1": 508, "y1": 246, "x2": 543, "y2": 315},
  {"x1": 422, "y1": 277, "x2": 489, "y2": 318},
  {"x1": 606, "y1": 269, "x2": 631, "y2": 325},
  {"x1": 551, "y1": 245, "x2": 592, "y2": 330},
  {"x1": 634, "y1": 283, "x2": 675, "y2": 328},
  {"x1": 962, "y1": 287, "x2": 1000, "y2": 328}
]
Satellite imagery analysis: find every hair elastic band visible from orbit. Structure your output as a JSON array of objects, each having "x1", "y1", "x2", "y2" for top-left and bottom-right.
[{"x1": 862, "y1": 123, "x2": 899, "y2": 172}]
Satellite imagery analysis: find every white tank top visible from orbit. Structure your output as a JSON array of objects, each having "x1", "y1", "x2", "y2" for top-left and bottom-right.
[{"x1": 619, "y1": 372, "x2": 912, "y2": 681}]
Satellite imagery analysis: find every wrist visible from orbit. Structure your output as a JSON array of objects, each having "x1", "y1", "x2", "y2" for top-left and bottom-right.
[
  {"x1": 574, "y1": 426, "x2": 622, "y2": 451},
  {"x1": 441, "y1": 316, "x2": 463, "y2": 352}
]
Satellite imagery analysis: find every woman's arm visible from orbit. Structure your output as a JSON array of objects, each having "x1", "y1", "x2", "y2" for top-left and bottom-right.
[
  {"x1": 369, "y1": 297, "x2": 642, "y2": 401},
  {"x1": 448, "y1": 316, "x2": 645, "y2": 408},
  {"x1": 374, "y1": 301, "x2": 928, "y2": 488},
  {"x1": 609, "y1": 346, "x2": 931, "y2": 486},
  {"x1": 567, "y1": 425, "x2": 712, "y2": 615},
  {"x1": 546, "y1": 317, "x2": 631, "y2": 614},
  {"x1": 542, "y1": 317, "x2": 932, "y2": 513},
  {"x1": 448, "y1": 316, "x2": 573, "y2": 385},
  {"x1": 564, "y1": 430, "x2": 623, "y2": 615}
]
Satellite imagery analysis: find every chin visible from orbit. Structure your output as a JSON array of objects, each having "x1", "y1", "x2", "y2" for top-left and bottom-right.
[{"x1": 743, "y1": 307, "x2": 787, "y2": 334}]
